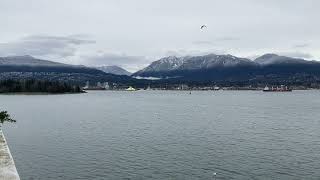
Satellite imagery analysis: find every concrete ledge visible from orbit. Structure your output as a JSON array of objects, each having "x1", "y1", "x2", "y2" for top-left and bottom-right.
[{"x1": 0, "y1": 130, "x2": 20, "y2": 180}]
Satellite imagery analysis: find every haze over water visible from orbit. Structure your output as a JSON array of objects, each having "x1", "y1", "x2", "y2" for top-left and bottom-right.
[{"x1": 2, "y1": 91, "x2": 320, "y2": 179}]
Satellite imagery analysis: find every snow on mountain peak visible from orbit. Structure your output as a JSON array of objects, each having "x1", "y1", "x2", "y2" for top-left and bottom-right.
[{"x1": 135, "y1": 54, "x2": 256, "y2": 75}]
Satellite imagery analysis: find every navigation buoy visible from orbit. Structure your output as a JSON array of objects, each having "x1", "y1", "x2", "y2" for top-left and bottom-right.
[{"x1": 213, "y1": 172, "x2": 217, "y2": 179}]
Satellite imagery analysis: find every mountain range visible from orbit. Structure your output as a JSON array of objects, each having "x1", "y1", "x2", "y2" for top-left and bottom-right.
[
  {"x1": 135, "y1": 54, "x2": 254, "y2": 74},
  {"x1": 133, "y1": 54, "x2": 320, "y2": 84},
  {"x1": 0, "y1": 55, "x2": 135, "y2": 85},
  {"x1": 1, "y1": 54, "x2": 320, "y2": 86}
]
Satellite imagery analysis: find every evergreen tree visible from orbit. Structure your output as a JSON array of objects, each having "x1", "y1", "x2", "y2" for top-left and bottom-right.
[
  {"x1": 0, "y1": 111, "x2": 16, "y2": 128},
  {"x1": 0, "y1": 79, "x2": 83, "y2": 93}
]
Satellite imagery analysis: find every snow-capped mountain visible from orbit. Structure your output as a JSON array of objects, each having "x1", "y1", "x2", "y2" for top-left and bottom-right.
[
  {"x1": 132, "y1": 53, "x2": 320, "y2": 81},
  {"x1": 95, "y1": 66, "x2": 132, "y2": 76},
  {"x1": 134, "y1": 54, "x2": 256, "y2": 76},
  {"x1": 254, "y1": 54, "x2": 315, "y2": 65},
  {"x1": 178, "y1": 54, "x2": 255, "y2": 70},
  {"x1": 138, "y1": 56, "x2": 184, "y2": 73}
]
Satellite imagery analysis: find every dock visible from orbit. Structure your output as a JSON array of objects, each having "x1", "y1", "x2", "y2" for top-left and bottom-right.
[{"x1": 0, "y1": 131, "x2": 20, "y2": 180}]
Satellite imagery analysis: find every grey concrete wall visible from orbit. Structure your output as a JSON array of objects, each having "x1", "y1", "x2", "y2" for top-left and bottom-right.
[{"x1": 0, "y1": 130, "x2": 20, "y2": 180}]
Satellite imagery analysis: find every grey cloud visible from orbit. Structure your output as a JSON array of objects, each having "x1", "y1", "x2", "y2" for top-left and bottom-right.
[
  {"x1": 293, "y1": 43, "x2": 310, "y2": 48},
  {"x1": 0, "y1": 0, "x2": 319, "y2": 67},
  {"x1": 22, "y1": 35, "x2": 96, "y2": 45},
  {"x1": 245, "y1": 55, "x2": 261, "y2": 60},
  {"x1": 0, "y1": 35, "x2": 95, "y2": 57},
  {"x1": 165, "y1": 49, "x2": 227, "y2": 57},
  {"x1": 192, "y1": 37, "x2": 239, "y2": 46},
  {"x1": 279, "y1": 52, "x2": 313, "y2": 59},
  {"x1": 192, "y1": 41, "x2": 215, "y2": 45},
  {"x1": 246, "y1": 52, "x2": 313, "y2": 60},
  {"x1": 215, "y1": 37, "x2": 239, "y2": 41},
  {"x1": 81, "y1": 53, "x2": 149, "y2": 72}
]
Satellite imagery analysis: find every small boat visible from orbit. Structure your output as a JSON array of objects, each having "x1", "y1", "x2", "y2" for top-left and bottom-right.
[
  {"x1": 213, "y1": 86, "x2": 220, "y2": 91},
  {"x1": 263, "y1": 86, "x2": 271, "y2": 92},
  {"x1": 125, "y1": 86, "x2": 137, "y2": 91}
]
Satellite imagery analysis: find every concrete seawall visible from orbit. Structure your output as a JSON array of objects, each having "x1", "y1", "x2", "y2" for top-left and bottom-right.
[{"x1": 0, "y1": 130, "x2": 20, "y2": 180}]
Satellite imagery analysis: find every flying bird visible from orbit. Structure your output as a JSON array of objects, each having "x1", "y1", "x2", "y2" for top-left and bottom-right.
[{"x1": 200, "y1": 25, "x2": 207, "y2": 29}]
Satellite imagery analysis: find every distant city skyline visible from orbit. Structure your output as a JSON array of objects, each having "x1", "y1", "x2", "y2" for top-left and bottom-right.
[{"x1": 0, "y1": 0, "x2": 319, "y2": 72}]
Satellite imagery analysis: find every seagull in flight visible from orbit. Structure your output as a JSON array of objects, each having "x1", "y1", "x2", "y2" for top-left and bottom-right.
[{"x1": 200, "y1": 25, "x2": 207, "y2": 29}]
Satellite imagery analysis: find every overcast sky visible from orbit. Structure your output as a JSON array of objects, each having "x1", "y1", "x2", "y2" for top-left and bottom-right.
[{"x1": 0, "y1": 0, "x2": 319, "y2": 72}]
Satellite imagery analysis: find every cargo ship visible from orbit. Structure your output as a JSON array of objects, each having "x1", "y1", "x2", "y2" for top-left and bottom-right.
[{"x1": 263, "y1": 85, "x2": 292, "y2": 92}]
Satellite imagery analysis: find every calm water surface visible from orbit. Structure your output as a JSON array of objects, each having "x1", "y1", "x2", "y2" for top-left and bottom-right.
[{"x1": 1, "y1": 90, "x2": 320, "y2": 179}]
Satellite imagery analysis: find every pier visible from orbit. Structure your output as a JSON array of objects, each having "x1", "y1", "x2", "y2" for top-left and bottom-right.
[{"x1": 0, "y1": 131, "x2": 20, "y2": 180}]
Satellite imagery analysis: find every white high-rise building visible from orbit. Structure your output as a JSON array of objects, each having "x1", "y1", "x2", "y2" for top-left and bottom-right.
[{"x1": 104, "y1": 82, "x2": 110, "y2": 90}]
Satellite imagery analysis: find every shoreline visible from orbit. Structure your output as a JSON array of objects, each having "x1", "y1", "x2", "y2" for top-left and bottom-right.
[
  {"x1": 0, "y1": 91, "x2": 86, "y2": 95},
  {"x1": 0, "y1": 89, "x2": 318, "y2": 95},
  {"x1": 0, "y1": 130, "x2": 20, "y2": 180},
  {"x1": 84, "y1": 89, "x2": 319, "y2": 92}
]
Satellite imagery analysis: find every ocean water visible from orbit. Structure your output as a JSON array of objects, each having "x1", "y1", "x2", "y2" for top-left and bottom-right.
[{"x1": 1, "y1": 90, "x2": 320, "y2": 180}]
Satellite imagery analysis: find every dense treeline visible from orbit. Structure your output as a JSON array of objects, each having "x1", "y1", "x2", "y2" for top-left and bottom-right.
[
  {"x1": 0, "y1": 71, "x2": 139, "y2": 86},
  {"x1": 0, "y1": 79, "x2": 83, "y2": 93}
]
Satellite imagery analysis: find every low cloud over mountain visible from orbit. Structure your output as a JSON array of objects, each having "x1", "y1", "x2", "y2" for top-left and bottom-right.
[
  {"x1": 95, "y1": 66, "x2": 132, "y2": 76},
  {"x1": 81, "y1": 53, "x2": 149, "y2": 72}
]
